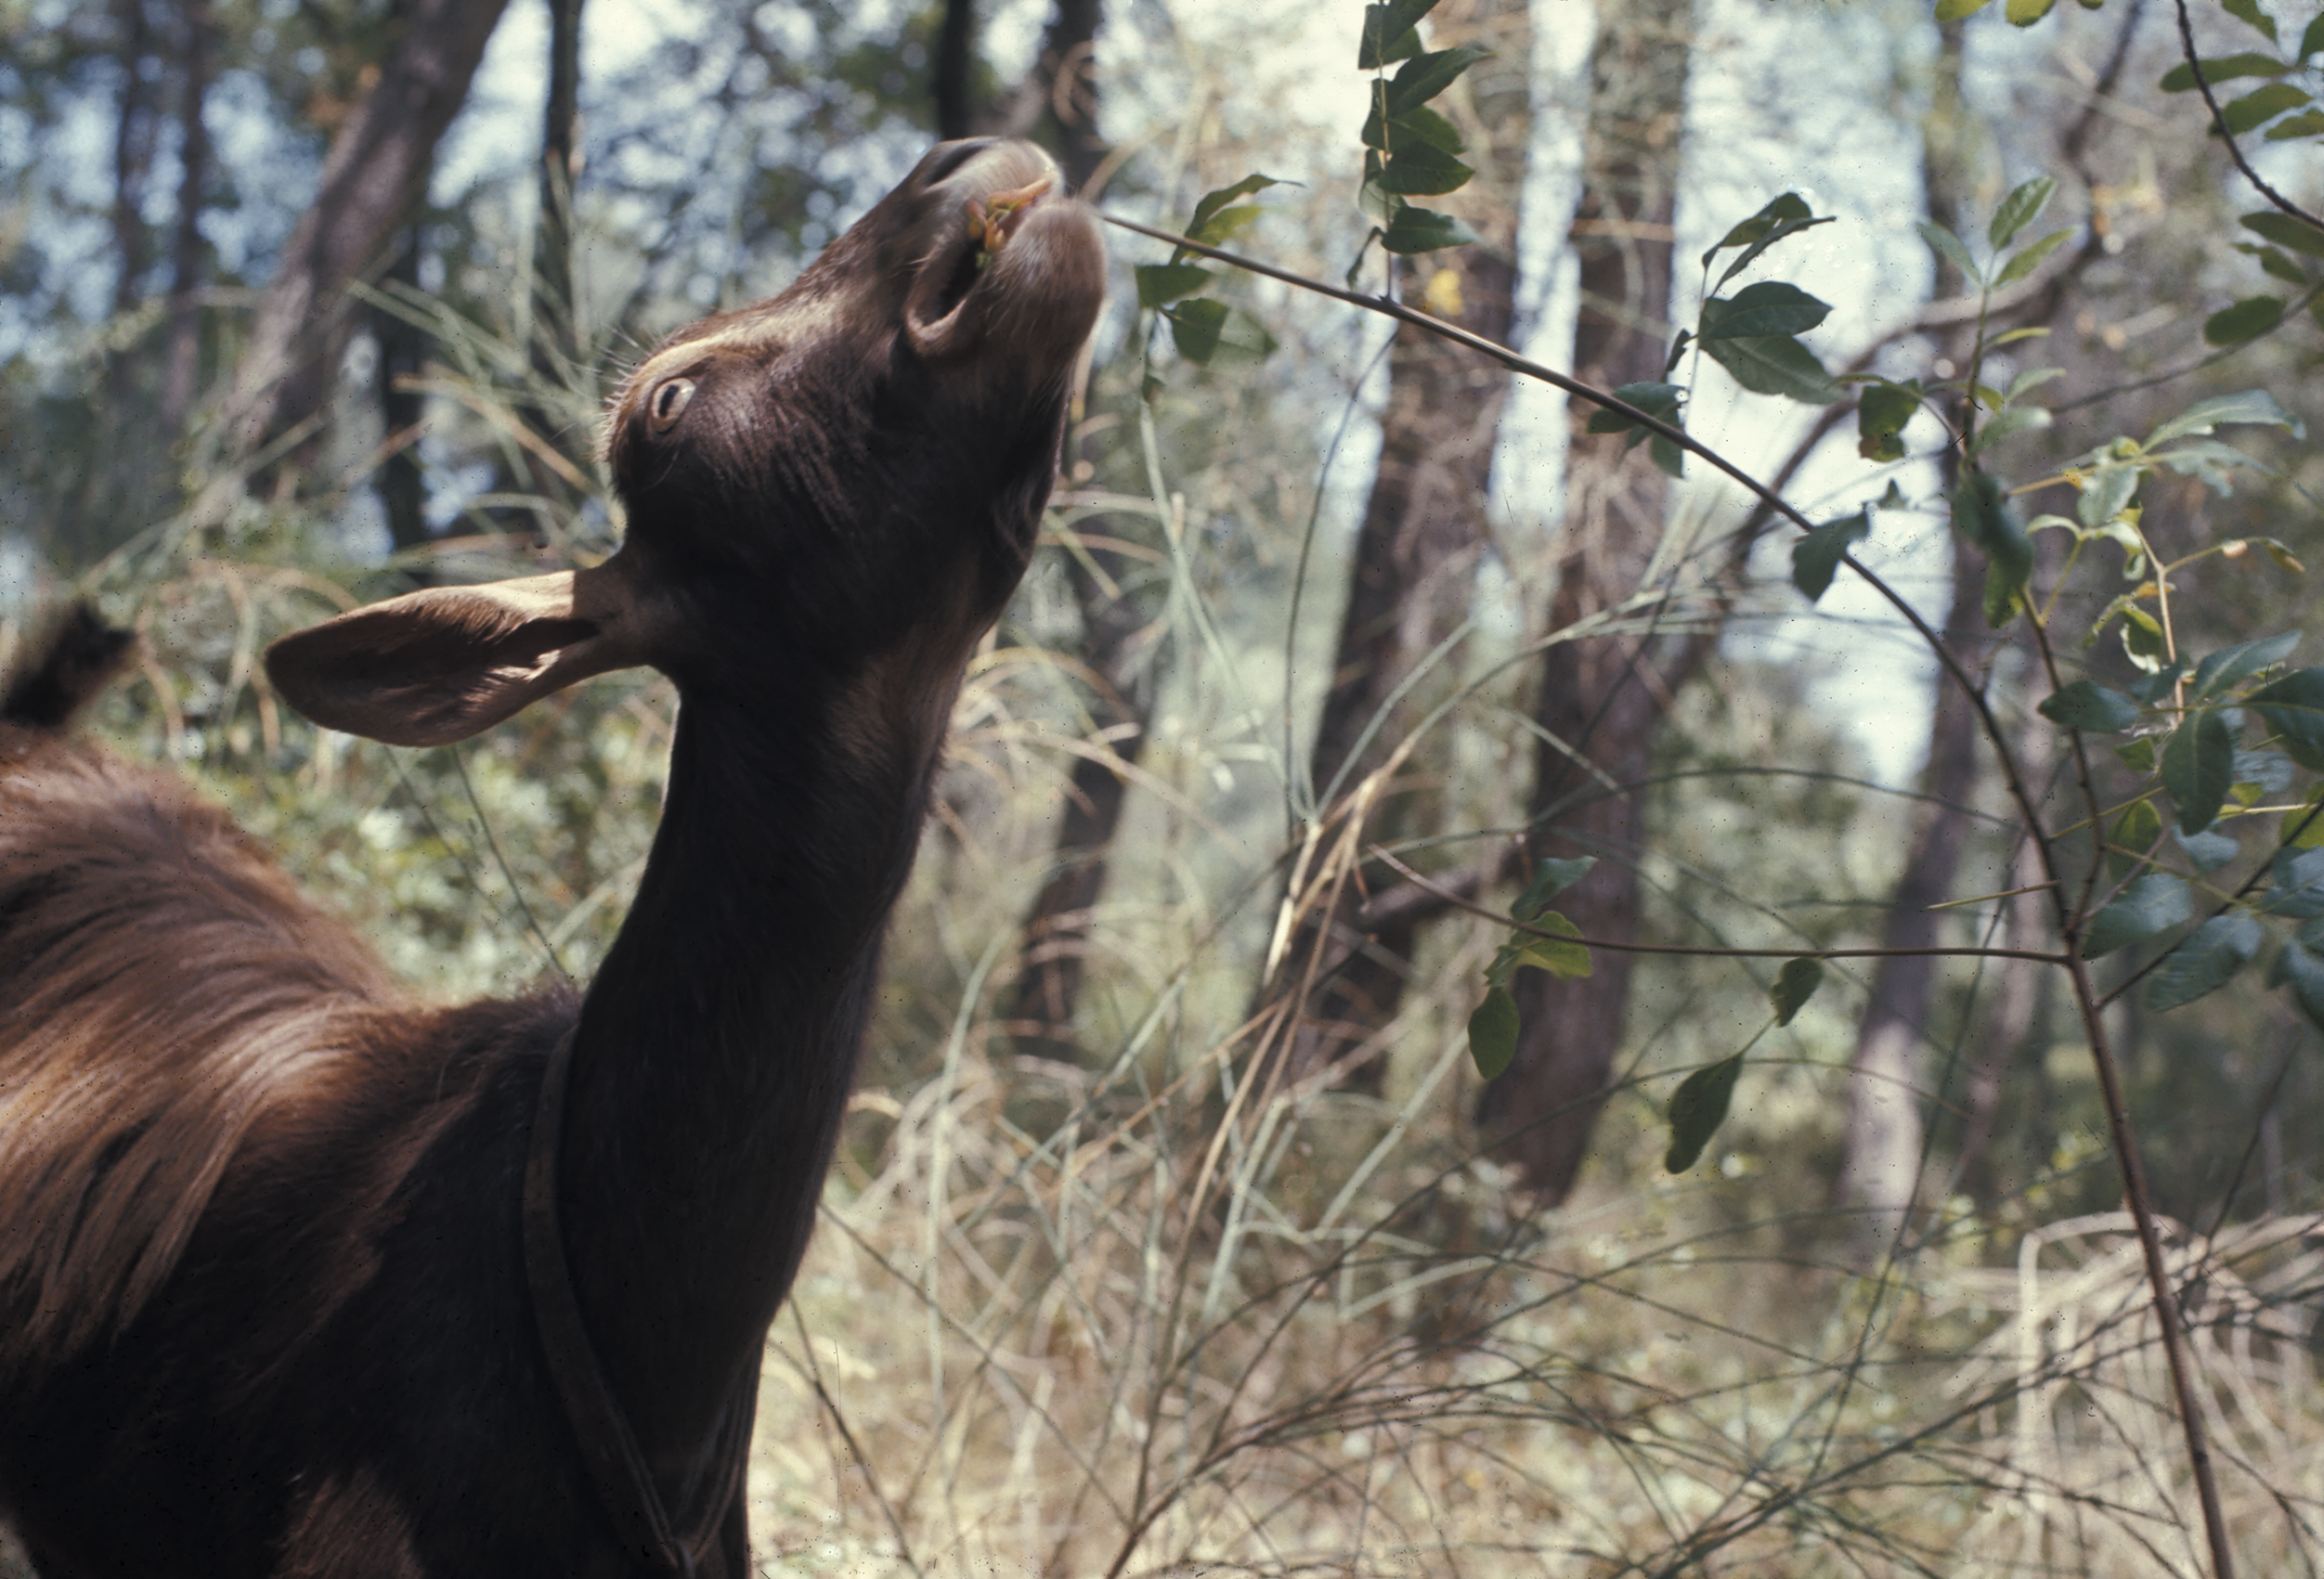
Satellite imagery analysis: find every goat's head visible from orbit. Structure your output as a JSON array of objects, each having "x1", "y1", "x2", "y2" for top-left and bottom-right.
[{"x1": 266, "y1": 139, "x2": 1104, "y2": 746}]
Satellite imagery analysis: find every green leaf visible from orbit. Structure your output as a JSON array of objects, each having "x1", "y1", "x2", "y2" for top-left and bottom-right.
[
  {"x1": 2109, "y1": 796, "x2": 2162, "y2": 875},
  {"x1": 1664, "y1": 1053, "x2": 1746, "y2": 1173},
  {"x1": 2121, "y1": 604, "x2": 2170, "y2": 671},
  {"x1": 1703, "y1": 192, "x2": 1813, "y2": 263},
  {"x1": 1513, "y1": 856, "x2": 1596, "y2": 915},
  {"x1": 1770, "y1": 958, "x2": 1824, "y2": 1026},
  {"x1": 1952, "y1": 472, "x2": 2032, "y2": 627},
  {"x1": 1993, "y1": 227, "x2": 2074, "y2": 288},
  {"x1": 1698, "y1": 280, "x2": 1833, "y2": 340},
  {"x1": 2272, "y1": 938, "x2": 2324, "y2": 1028},
  {"x1": 2302, "y1": 11, "x2": 2324, "y2": 58},
  {"x1": 1586, "y1": 382, "x2": 1683, "y2": 454},
  {"x1": 1135, "y1": 264, "x2": 1212, "y2": 309},
  {"x1": 2221, "y1": 82, "x2": 2310, "y2": 134},
  {"x1": 1917, "y1": 221, "x2": 1984, "y2": 288},
  {"x1": 1163, "y1": 299, "x2": 1276, "y2": 365},
  {"x1": 1702, "y1": 194, "x2": 1832, "y2": 291},
  {"x1": 1699, "y1": 333, "x2": 1840, "y2": 404},
  {"x1": 2006, "y1": 0, "x2": 2058, "y2": 21},
  {"x1": 2204, "y1": 294, "x2": 2286, "y2": 345},
  {"x1": 2078, "y1": 462, "x2": 2138, "y2": 528},
  {"x1": 2162, "y1": 709, "x2": 2237, "y2": 833},
  {"x1": 2146, "y1": 913, "x2": 2265, "y2": 1010},
  {"x1": 1934, "y1": 0, "x2": 1994, "y2": 19},
  {"x1": 2266, "y1": 109, "x2": 2324, "y2": 138},
  {"x1": 1384, "y1": 44, "x2": 1491, "y2": 115},
  {"x1": 1380, "y1": 205, "x2": 1480, "y2": 253},
  {"x1": 1857, "y1": 381, "x2": 1920, "y2": 462},
  {"x1": 1508, "y1": 912, "x2": 1592, "y2": 979},
  {"x1": 2178, "y1": 824, "x2": 2242, "y2": 871},
  {"x1": 1181, "y1": 175, "x2": 1290, "y2": 257},
  {"x1": 2161, "y1": 51, "x2": 2291, "y2": 90},
  {"x1": 1357, "y1": 0, "x2": 1435, "y2": 67},
  {"x1": 2146, "y1": 388, "x2": 2304, "y2": 446},
  {"x1": 2222, "y1": 0, "x2": 2279, "y2": 40},
  {"x1": 2082, "y1": 872, "x2": 2193, "y2": 958},
  {"x1": 1468, "y1": 987, "x2": 1519, "y2": 1079},
  {"x1": 2006, "y1": 364, "x2": 2067, "y2": 401},
  {"x1": 2241, "y1": 210, "x2": 2324, "y2": 256},
  {"x1": 1989, "y1": 176, "x2": 2058, "y2": 249},
  {"x1": 2040, "y1": 679, "x2": 2141, "y2": 731},
  {"x1": 2240, "y1": 240, "x2": 2311, "y2": 284},
  {"x1": 2266, "y1": 847, "x2": 2324, "y2": 917},
  {"x1": 1967, "y1": 403, "x2": 2052, "y2": 457},
  {"x1": 2248, "y1": 667, "x2": 2324, "y2": 766},
  {"x1": 2192, "y1": 630, "x2": 2301, "y2": 697},
  {"x1": 1359, "y1": 103, "x2": 1466, "y2": 153},
  {"x1": 1377, "y1": 141, "x2": 1474, "y2": 196},
  {"x1": 2286, "y1": 791, "x2": 2324, "y2": 848},
  {"x1": 2279, "y1": 848, "x2": 2324, "y2": 915},
  {"x1": 1791, "y1": 511, "x2": 1871, "y2": 603}
]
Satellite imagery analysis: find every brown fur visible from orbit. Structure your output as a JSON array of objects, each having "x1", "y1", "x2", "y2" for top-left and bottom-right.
[{"x1": 0, "y1": 731, "x2": 405, "y2": 1369}]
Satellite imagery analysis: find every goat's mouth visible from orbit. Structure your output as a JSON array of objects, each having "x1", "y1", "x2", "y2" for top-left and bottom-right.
[{"x1": 905, "y1": 147, "x2": 1092, "y2": 362}]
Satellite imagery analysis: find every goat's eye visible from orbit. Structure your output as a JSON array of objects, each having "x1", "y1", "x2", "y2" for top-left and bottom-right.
[{"x1": 648, "y1": 378, "x2": 696, "y2": 433}]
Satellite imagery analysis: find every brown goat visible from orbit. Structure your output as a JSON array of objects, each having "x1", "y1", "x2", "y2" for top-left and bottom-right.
[{"x1": 0, "y1": 138, "x2": 1103, "y2": 1578}]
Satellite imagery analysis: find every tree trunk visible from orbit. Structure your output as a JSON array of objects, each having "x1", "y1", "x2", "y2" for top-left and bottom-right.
[
  {"x1": 514, "y1": 0, "x2": 588, "y2": 537},
  {"x1": 376, "y1": 227, "x2": 431, "y2": 553},
  {"x1": 933, "y1": 0, "x2": 977, "y2": 141},
  {"x1": 1475, "y1": 0, "x2": 1693, "y2": 1202},
  {"x1": 228, "y1": 0, "x2": 513, "y2": 477},
  {"x1": 158, "y1": 0, "x2": 215, "y2": 433},
  {"x1": 108, "y1": 0, "x2": 160, "y2": 317}
]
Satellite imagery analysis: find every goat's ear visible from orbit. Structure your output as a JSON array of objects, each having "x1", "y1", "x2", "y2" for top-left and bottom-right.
[{"x1": 265, "y1": 559, "x2": 664, "y2": 747}]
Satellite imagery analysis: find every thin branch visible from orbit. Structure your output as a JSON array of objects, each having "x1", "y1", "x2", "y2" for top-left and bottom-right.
[
  {"x1": 2175, "y1": 0, "x2": 2324, "y2": 231},
  {"x1": 1368, "y1": 848, "x2": 2069, "y2": 965}
]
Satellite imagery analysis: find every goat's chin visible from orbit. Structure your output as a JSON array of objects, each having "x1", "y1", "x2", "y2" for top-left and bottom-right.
[{"x1": 912, "y1": 202, "x2": 1104, "y2": 373}]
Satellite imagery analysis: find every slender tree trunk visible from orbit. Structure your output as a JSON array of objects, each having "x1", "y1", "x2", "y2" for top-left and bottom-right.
[
  {"x1": 933, "y1": 0, "x2": 977, "y2": 142},
  {"x1": 376, "y1": 227, "x2": 431, "y2": 553},
  {"x1": 158, "y1": 0, "x2": 214, "y2": 433},
  {"x1": 515, "y1": 0, "x2": 588, "y2": 535},
  {"x1": 229, "y1": 0, "x2": 513, "y2": 478},
  {"x1": 1475, "y1": 0, "x2": 1692, "y2": 1201},
  {"x1": 108, "y1": 0, "x2": 159, "y2": 318}
]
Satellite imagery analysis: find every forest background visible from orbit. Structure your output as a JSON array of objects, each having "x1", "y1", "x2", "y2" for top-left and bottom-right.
[{"x1": 4, "y1": 0, "x2": 2324, "y2": 1570}]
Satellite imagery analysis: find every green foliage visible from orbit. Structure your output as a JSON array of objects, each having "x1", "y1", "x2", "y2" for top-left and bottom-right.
[
  {"x1": 1467, "y1": 858, "x2": 1593, "y2": 1078},
  {"x1": 1135, "y1": 175, "x2": 1292, "y2": 390},
  {"x1": 1790, "y1": 510, "x2": 1871, "y2": 602},
  {"x1": 1344, "y1": 4, "x2": 1487, "y2": 284}
]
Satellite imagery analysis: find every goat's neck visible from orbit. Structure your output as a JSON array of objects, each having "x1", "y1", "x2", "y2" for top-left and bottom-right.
[{"x1": 555, "y1": 660, "x2": 953, "y2": 1469}]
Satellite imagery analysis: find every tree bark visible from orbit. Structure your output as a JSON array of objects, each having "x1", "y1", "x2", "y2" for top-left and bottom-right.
[
  {"x1": 1475, "y1": 0, "x2": 1693, "y2": 1202},
  {"x1": 376, "y1": 227, "x2": 431, "y2": 553},
  {"x1": 108, "y1": 0, "x2": 160, "y2": 317},
  {"x1": 229, "y1": 0, "x2": 513, "y2": 476},
  {"x1": 158, "y1": 0, "x2": 214, "y2": 433},
  {"x1": 933, "y1": 0, "x2": 977, "y2": 142}
]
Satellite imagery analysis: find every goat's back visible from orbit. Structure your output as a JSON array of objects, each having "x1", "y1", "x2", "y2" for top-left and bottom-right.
[{"x1": 0, "y1": 659, "x2": 404, "y2": 1371}]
